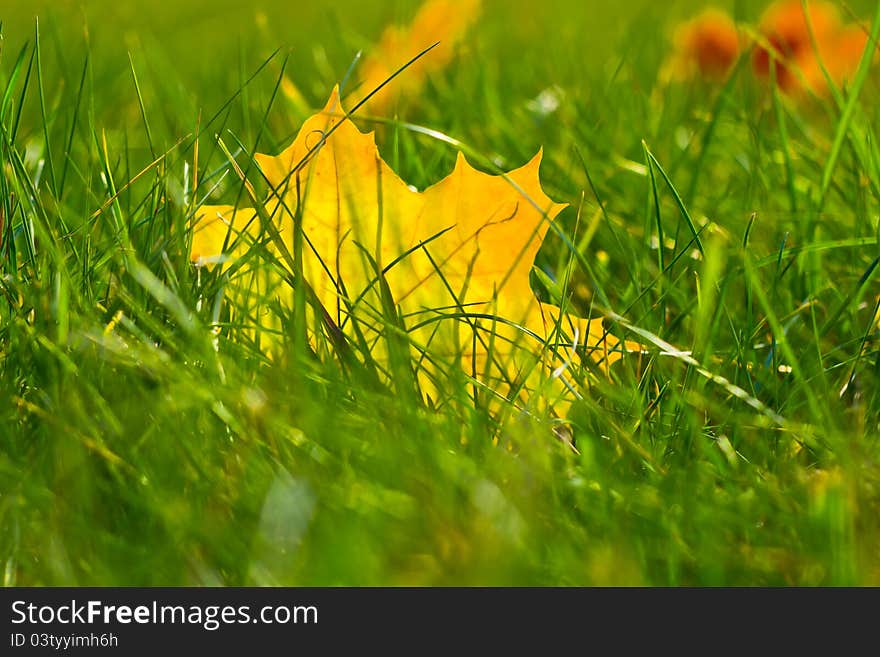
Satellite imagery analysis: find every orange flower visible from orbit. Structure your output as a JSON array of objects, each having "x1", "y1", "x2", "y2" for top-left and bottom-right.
[
  {"x1": 752, "y1": 0, "x2": 873, "y2": 95},
  {"x1": 825, "y1": 24, "x2": 875, "y2": 86},
  {"x1": 670, "y1": 9, "x2": 741, "y2": 80}
]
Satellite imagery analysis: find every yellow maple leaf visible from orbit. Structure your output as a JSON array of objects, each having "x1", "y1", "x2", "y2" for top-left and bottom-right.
[
  {"x1": 349, "y1": 0, "x2": 482, "y2": 116},
  {"x1": 191, "y1": 89, "x2": 640, "y2": 413}
]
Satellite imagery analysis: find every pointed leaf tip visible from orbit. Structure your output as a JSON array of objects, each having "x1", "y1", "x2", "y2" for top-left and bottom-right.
[{"x1": 322, "y1": 85, "x2": 344, "y2": 115}]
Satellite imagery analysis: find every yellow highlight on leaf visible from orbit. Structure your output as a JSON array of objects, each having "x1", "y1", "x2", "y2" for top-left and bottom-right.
[{"x1": 191, "y1": 89, "x2": 641, "y2": 414}]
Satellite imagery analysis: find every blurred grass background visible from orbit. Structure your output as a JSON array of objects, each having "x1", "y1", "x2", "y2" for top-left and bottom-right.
[{"x1": 1, "y1": 0, "x2": 879, "y2": 585}]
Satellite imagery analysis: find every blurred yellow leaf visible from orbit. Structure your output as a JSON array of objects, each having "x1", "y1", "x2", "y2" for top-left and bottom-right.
[
  {"x1": 349, "y1": 0, "x2": 482, "y2": 116},
  {"x1": 191, "y1": 89, "x2": 640, "y2": 413}
]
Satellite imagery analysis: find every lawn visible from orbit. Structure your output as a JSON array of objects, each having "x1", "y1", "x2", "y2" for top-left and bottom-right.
[{"x1": 1, "y1": 0, "x2": 879, "y2": 586}]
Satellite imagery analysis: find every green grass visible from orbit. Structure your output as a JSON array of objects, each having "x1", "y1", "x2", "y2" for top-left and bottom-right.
[{"x1": 1, "y1": 0, "x2": 879, "y2": 585}]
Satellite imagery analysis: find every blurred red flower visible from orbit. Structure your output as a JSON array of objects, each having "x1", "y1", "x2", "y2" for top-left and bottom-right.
[
  {"x1": 753, "y1": 0, "x2": 875, "y2": 95},
  {"x1": 670, "y1": 9, "x2": 741, "y2": 80}
]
